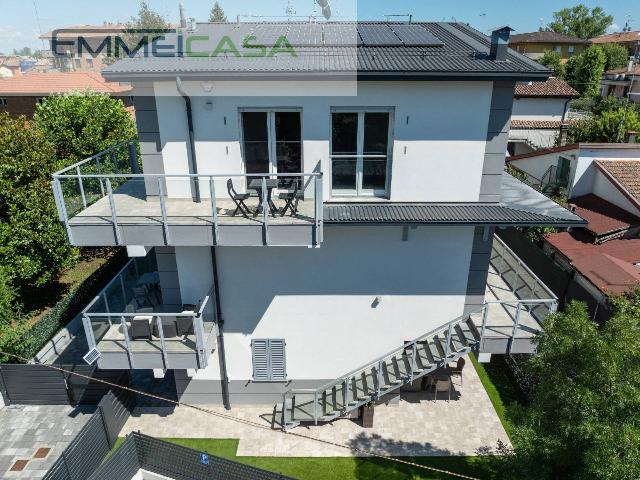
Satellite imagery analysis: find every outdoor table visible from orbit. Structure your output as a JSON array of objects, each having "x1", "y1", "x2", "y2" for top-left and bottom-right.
[{"x1": 248, "y1": 178, "x2": 278, "y2": 217}]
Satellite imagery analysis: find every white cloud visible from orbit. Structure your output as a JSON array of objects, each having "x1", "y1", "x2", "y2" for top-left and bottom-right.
[{"x1": 607, "y1": 23, "x2": 621, "y2": 33}]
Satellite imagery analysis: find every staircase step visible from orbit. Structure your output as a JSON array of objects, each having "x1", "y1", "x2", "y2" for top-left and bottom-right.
[
  {"x1": 456, "y1": 323, "x2": 478, "y2": 345},
  {"x1": 433, "y1": 335, "x2": 448, "y2": 358},
  {"x1": 466, "y1": 317, "x2": 482, "y2": 340},
  {"x1": 418, "y1": 341, "x2": 436, "y2": 365},
  {"x1": 414, "y1": 344, "x2": 434, "y2": 370},
  {"x1": 425, "y1": 338, "x2": 444, "y2": 363},
  {"x1": 447, "y1": 331, "x2": 466, "y2": 353}
]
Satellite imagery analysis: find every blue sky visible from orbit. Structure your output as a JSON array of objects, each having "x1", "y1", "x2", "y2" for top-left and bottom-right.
[{"x1": 0, "y1": 0, "x2": 637, "y2": 53}]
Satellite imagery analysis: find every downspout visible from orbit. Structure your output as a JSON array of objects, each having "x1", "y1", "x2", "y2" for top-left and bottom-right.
[
  {"x1": 176, "y1": 76, "x2": 201, "y2": 202},
  {"x1": 211, "y1": 246, "x2": 231, "y2": 410}
]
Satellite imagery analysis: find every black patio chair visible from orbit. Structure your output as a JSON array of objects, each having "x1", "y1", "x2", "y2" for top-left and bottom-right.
[
  {"x1": 130, "y1": 318, "x2": 152, "y2": 340},
  {"x1": 278, "y1": 179, "x2": 302, "y2": 216},
  {"x1": 227, "y1": 179, "x2": 251, "y2": 218}
]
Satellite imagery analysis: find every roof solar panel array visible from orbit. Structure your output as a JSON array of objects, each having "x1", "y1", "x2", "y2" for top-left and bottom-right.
[
  {"x1": 323, "y1": 23, "x2": 360, "y2": 46},
  {"x1": 357, "y1": 24, "x2": 403, "y2": 46},
  {"x1": 286, "y1": 23, "x2": 324, "y2": 46},
  {"x1": 390, "y1": 24, "x2": 444, "y2": 47}
]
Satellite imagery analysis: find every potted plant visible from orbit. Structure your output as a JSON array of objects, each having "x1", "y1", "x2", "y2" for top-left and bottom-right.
[{"x1": 361, "y1": 401, "x2": 375, "y2": 428}]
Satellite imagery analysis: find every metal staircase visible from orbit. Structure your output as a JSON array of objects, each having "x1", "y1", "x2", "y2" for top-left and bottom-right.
[{"x1": 277, "y1": 310, "x2": 486, "y2": 430}]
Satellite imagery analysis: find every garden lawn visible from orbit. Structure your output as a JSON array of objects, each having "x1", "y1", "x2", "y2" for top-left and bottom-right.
[{"x1": 113, "y1": 437, "x2": 498, "y2": 480}]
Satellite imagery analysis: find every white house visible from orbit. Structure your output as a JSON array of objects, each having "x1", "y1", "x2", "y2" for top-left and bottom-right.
[
  {"x1": 508, "y1": 77, "x2": 578, "y2": 155},
  {"x1": 51, "y1": 22, "x2": 583, "y2": 427}
]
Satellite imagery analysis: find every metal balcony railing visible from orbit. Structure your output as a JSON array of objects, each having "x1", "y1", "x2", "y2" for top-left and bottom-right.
[
  {"x1": 51, "y1": 141, "x2": 324, "y2": 247},
  {"x1": 81, "y1": 254, "x2": 216, "y2": 369}
]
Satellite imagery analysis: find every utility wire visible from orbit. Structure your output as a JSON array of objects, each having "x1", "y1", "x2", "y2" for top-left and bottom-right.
[{"x1": 0, "y1": 351, "x2": 481, "y2": 480}]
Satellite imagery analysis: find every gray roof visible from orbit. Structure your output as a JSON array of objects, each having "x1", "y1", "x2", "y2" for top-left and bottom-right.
[
  {"x1": 103, "y1": 22, "x2": 550, "y2": 81},
  {"x1": 324, "y1": 173, "x2": 586, "y2": 226}
]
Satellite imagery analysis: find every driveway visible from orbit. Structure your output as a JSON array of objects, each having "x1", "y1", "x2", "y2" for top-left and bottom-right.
[{"x1": 0, "y1": 404, "x2": 94, "y2": 479}]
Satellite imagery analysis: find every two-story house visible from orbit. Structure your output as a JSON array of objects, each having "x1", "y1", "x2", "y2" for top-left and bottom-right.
[{"x1": 50, "y1": 21, "x2": 583, "y2": 428}]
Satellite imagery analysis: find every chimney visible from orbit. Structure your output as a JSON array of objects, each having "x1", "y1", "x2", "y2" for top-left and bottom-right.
[
  {"x1": 628, "y1": 60, "x2": 635, "y2": 73},
  {"x1": 179, "y1": 2, "x2": 187, "y2": 29},
  {"x1": 559, "y1": 123, "x2": 569, "y2": 146},
  {"x1": 627, "y1": 130, "x2": 637, "y2": 143},
  {"x1": 490, "y1": 26, "x2": 514, "y2": 61}
]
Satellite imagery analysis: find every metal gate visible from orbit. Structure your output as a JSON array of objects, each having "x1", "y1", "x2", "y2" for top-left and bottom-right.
[{"x1": 0, "y1": 364, "x2": 129, "y2": 406}]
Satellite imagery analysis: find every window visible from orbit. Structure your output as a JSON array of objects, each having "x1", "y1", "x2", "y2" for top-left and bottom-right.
[
  {"x1": 86, "y1": 57, "x2": 94, "y2": 68},
  {"x1": 240, "y1": 110, "x2": 302, "y2": 188},
  {"x1": 74, "y1": 58, "x2": 82, "y2": 69},
  {"x1": 36, "y1": 97, "x2": 46, "y2": 104},
  {"x1": 554, "y1": 45, "x2": 562, "y2": 54},
  {"x1": 330, "y1": 110, "x2": 392, "y2": 197},
  {"x1": 251, "y1": 339, "x2": 286, "y2": 381},
  {"x1": 568, "y1": 45, "x2": 575, "y2": 56},
  {"x1": 0, "y1": 98, "x2": 7, "y2": 107}
]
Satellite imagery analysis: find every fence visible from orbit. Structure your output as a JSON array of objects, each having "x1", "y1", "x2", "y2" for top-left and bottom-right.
[
  {"x1": 43, "y1": 389, "x2": 135, "y2": 480},
  {"x1": 89, "y1": 432, "x2": 294, "y2": 480},
  {"x1": 0, "y1": 363, "x2": 129, "y2": 406}
]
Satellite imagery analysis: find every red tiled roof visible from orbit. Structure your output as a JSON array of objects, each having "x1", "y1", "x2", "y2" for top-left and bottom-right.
[
  {"x1": 568, "y1": 194, "x2": 640, "y2": 236},
  {"x1": 514, "y1": 78, "x2": 579, "y2": 98},
  {"x1": 594, "y1": 160, "x2": 640, "y2": 208},
  {"x1": 0, "y1": 72, "x2": 131, "y2": 95},
  {"x1": 591, "y1": 31, "x2": 640, "y2": 44},
  {"x1": 605, "y1": 64, "x2": 640, "y2": 76},
  {"x1": 510, "y1": 31, "x2": 589, "y2": 44},
  {"x1": 511, "y1": 119, "x2": 563, "y2": 129},
  {"x1": 546, "y1": 230, "x2": 640, "y2": 296}
]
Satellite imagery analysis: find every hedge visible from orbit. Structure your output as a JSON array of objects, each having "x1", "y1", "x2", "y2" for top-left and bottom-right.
[{"x1": 16, "y1": 249, "x2": 129, "y2": 361}]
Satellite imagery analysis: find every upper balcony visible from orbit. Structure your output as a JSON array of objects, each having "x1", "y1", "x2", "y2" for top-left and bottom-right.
[
  {"x1": 51, "y1": 141, "x2": 324, "y2": 248},
  {"x1": 82, "y1": 253, "x2": 216, "y2": 370}
]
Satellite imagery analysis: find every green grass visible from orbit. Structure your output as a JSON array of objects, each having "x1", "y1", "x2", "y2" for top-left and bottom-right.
[
  {"x1": 469, "y1": 352, "x2": 528, "y2": 442},
  {"x1": 112, "y1": 437, "x2": 499, "y2": 479}
]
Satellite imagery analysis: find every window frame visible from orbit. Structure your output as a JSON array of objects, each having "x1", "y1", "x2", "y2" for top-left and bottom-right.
[
  {"x1": 0, "y1": 98, "x2": 7, "y2": 107},
  {"x1": 329, "y1": 107, "x2": 394, "y2": 198},
  {"x1": 238, "y1": 108, "x2": 304, "y2": 191}
]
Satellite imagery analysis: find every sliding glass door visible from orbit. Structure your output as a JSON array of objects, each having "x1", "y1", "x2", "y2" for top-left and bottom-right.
[
  {"x1": 241, "y1": 111, "x2": 302, "y2": 188},
  {"x1": 331, "y1": 111, "x2": 391, "y2": 197}
]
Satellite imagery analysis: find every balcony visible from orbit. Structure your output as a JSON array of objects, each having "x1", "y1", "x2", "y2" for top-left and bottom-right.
[
  {"x1": 473, "y1": 234, "x2": 558, "y2": 354},
  {"x1": 52, "y1": 141, "x2": 324, "y2": 248},
  {"x1": 82, "y1": 254, "x2": 216, "y2": 370}
]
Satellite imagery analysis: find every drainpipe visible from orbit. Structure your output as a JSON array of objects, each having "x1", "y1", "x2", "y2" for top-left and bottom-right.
[
  {"x1": 176, "y1": 76, "x2": 201, "y2": 202},
  {"x1": 211, "y1": 246, "x2": 230, "y2": 410}
]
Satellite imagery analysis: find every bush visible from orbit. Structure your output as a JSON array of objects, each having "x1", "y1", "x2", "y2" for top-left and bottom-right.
[
  {"x1": 34, "y1": 91, "x2": 137, "y2": 164},
  {"x1": 601, "y1": 42, "x2": 630, "y2": 71}
]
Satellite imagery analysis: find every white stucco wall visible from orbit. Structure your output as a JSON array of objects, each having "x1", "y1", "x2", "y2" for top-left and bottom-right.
[
  {"x1": 175, "y1": 247, "x2": 215, "y2": 306},
  {"x1": 512, "y1": 97, "x2": 568, "y2": 121},
  {"x1": 190, "y1": 224, "x2": 474, "y2": 381},
  {"x1": 592, "y1": 169, "x2": 640, "y2": 216},
  {"x1": 508, "y1": 148, "x2": 577, "y2": 181},
  {"x1": 153, "y1": 80, "x2": 493, "y2": 202}
]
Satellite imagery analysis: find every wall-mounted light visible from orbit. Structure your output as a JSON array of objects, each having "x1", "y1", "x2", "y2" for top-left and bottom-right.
[{"x1": 204, "y1": 99, "x2": 213, "y2": 110}]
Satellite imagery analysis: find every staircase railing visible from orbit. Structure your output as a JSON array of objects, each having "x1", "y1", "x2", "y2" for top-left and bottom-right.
[{"x1": 282, "y1": 308, "x2": 485, "y2": 427}]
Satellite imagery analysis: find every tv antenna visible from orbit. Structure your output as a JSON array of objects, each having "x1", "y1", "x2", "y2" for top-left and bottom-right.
[{"x1": 285, "y1": 1, "x2": 296, "y2": 19}]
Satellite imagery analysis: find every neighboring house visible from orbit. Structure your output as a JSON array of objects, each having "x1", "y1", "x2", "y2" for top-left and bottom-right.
[
  {"x1": 0, "y1": 72, "x2": 132, "y2": 118},
  {"x1": 591, "y1": 30, "x2": 640, "y2": 57},
  {"x1": 0, "y1": 56, "x2": 22, "y2": 77},
  {"x1": 601, "y1": 63, "x2": 640, "y2": 105},
  {"x1": 509, "y1": 77, "x2": 579, "y2": 155},
  {"x1": 40, "y1": 24, "x2": 127, "y2": 72},
  {"x1": 50, "y1": 22, "x2": 583, "y2": 427},
  {"x1": 509, "y1": 31, "x2": 589, "y2": 60},
  {"x1": 507, "y1": 143, "x2": 640, "y2": 320}
]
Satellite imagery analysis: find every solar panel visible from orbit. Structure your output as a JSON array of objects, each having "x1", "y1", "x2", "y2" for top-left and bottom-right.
[
  {"x1": 286, "y1": 23, "x2": 323, "y2": 47},
  {"x1": 357, "y1": 24, "x2": 402, "y2": 46},
  {"x1": 250, "y1": 24, "x2": 289, "y2": 46},
  {"x1": 206, "y1": 24, "x2": 254, "y2": 47},
  {"x1": 83, "y1": 347, "x2": 102, "y2": 365},
  {"x1": 390, "y1": 24, "x2": 444, "y2": 47},
  {"x1": 323, "y1": 23, "x2": 360, "y2": 46}
]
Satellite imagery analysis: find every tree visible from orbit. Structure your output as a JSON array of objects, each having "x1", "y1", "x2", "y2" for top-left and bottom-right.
[
  {"x1": 538, "y1": 50, "x2": 565, "y2": 78},
  {"x1": 0, "y1": 113, "x2": 77, "y2": 292},
  {"x1": 565, "y1": 45, "x2": 606, "y2": 97},
  {"x1": 549, "y1": 4, "x2": 613, "y2": 39},
  {"x1": 601, "y1": 42, "x2": 630, "y2": 71},
  {"x1": 33, "y1": 91, "x2": 137, "y2": 164},
  {"x1": 209, "y1": 2, "x2": 227, "y2": 22},
  {"x1": 501, "y1": 300, "x2": 640, "y2": 479},
  {"x1": 12, "y1": 47, "x2": 32, "y2": 56},
  {"x1": 569, "y1": 96, "x2": 640, "y2": 143}
]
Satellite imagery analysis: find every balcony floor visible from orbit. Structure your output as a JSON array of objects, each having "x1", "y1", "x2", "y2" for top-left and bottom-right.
[
  {"x1": 68, "y1": 180, "x2": 315, "y2": 226},
  {"x1": 477, "y1": 264, "x2": 545, "y2": 340}
]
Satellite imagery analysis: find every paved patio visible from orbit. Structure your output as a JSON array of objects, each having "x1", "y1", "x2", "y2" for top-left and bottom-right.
[
  {"x1": 0, "y1": 404, "x2": 95, "y2": 479},
  {"x1": 121, "y1": 355, "x2": 510, "y2": 457}
]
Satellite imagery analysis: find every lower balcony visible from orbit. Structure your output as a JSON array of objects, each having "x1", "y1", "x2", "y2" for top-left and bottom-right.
[{"x1": 82, "y1": 254, "x2": 217, "y2": 370}]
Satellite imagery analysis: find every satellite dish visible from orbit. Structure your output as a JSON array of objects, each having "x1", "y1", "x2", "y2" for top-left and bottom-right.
[{"x1": 316, "y1": 0, "x2": 332, "y2": 20}]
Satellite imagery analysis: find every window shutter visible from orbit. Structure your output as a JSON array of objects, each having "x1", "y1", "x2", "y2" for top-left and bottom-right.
[
  {"x1": 269, "y1": 339, "x2": 287, "y2": 381},
  {"x1": 251, "y1": 339, "x2": 287, "y2": 381},
  {"x1": 251, "y1": 339, "x2": 269, "y2": 381}
]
